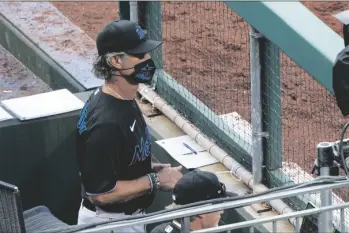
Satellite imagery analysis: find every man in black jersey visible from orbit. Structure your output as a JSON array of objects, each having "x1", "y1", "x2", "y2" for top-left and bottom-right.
[{"x1": 76, "y1": 20, "x2": 183, "y2": 232}]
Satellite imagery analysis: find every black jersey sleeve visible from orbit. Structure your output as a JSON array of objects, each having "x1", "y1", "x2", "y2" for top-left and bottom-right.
[{"x1": 81, "y1": 123, "x2": 124, "y2": 195}]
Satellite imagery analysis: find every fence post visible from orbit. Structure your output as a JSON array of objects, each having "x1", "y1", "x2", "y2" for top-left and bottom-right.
[
  {"x1": 118, "y1": 1, "x2": 130, "y2": 20},
  {"x1": 260, "y1": 39, "x2": 282, "y2": 173},
  {"x1": 250, "y1": 26, "x2": 264, "y2": 184},
  {"x1": 129, "y1": 1, "x2": 138, "y2": 22},
  {"x1": 317, "y1": 142, "x2": 334, "y2": 232}
]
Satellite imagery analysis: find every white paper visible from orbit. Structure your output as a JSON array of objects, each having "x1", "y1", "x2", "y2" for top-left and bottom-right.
[
  {"x1": 334, "y1": 10, "x2": 349, "y2": 25},
  {"x1": 167, "y1": 151, "x2": 219, "y2": 169},
  {"x1": 1, "y1": 89, "x2": 84, "y2": 121},
  {"x1": 0, "y1": 106, "x2": 13, "y2": 121},
  {"x1": 156, "y1": 135, "x2": 219, "y2": 169},
  {"x1": 156, "y1": 135, "x2": 205, "y2": 155}
]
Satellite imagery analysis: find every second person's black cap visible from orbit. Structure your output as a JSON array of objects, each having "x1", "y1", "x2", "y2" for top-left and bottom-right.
[{"x1": 172, "y1": 170, "x2": 238, "y2": 205}]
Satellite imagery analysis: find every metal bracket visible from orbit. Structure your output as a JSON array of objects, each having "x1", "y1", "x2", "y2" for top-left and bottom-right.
[
  {"x1": 252, "y1": 131, "x2": 269, "y2": 139},
  {"x1": 140, "y1": 85, "x2": 156, "y2": 103},
  {"x1": 250, "y1": 30, "x2": 264, "y2": 39},
  {"x1": 138, "y1": 85, "x2": 156, "y2": 105}
]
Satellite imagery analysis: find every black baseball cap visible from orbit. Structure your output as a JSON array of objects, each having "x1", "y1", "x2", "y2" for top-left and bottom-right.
[
  {"x1": 172, "y1": 170, "x2": 238, "y2": 205},
  {"x1": 96, "y1": 20, "x2": 162, "y2": 56},
  {"x1": 333, "y1": 45, "x2": 349, "y2": 116}
]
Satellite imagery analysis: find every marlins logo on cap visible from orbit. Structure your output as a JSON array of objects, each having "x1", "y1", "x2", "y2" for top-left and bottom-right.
[{"x1": 135, "y1": 24, "x2": 146, "y2": 40}]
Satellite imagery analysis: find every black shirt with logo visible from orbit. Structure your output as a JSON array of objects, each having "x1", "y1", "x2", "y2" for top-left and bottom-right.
[{"x1": 76, "y1": 87, "x2": 154, "y2": 213}]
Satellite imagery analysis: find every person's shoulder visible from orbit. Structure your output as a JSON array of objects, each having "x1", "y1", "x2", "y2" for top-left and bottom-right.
[
  {"x1": 150, "y1": 222, "x2": 179, "y2": 233},
  {"x1": 88, "y1": 88, "x2": 126, "y2": 117}
]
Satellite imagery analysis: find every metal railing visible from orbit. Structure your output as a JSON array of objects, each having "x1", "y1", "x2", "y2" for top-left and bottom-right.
[
  {"x1": 77, "y1": 179, "x2": 349, "y2": 233},
  {"x1": 194, "y1": 203, "x2": 349, "y2": 233}
]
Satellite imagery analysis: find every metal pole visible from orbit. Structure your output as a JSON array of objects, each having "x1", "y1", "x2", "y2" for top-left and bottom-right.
[
  {"x1": 118, "y1": 1, "x2": 130, "y2": 20},
  {"x1": 250, "y1": 26, "x2": 264, "y2": 184},
  {"x1": 317, "y1": 142, "x2": 334, "y2": 233},
  {"x1": 129, "y1": 1, "x2": 138, "y2": 23}
]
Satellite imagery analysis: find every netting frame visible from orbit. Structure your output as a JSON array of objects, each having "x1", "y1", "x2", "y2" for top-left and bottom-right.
[{"x1": 128, "y1": 0, "x2": 346, "y2": 216}]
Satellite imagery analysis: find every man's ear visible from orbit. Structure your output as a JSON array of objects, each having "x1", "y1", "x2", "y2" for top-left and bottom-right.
[{"x1": 109, "y1": 56, "x2": 122, "y2": 70}]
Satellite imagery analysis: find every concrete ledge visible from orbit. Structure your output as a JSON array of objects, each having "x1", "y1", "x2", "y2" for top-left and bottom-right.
[
  {"x1": 0, "y1": 14, "x2": 82, "y2": 93},
  {"x1": 0, "y1": 2, "x2": 103, "y2": 91},
  {"x1": 0, "y1": 43, "x2": 52, "y2": 100}
]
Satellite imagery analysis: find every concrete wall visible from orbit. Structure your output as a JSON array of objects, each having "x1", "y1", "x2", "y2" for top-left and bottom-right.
[{"x1": 0, "y1": 111, "x2": 81, "y2": 224}]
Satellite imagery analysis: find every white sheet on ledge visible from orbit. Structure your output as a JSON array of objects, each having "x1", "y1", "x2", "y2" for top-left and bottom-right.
[
  {"x1": 1, "y1": 89, "x2": 84, "y2": 121},
  {"x1": 156, "y1": 135, "x2": 219, "y2": 169}
]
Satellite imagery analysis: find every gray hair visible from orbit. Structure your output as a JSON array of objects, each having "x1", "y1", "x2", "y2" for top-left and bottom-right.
[{"x1": 92, "y1": 52, "x2": 127, "y2": 82}]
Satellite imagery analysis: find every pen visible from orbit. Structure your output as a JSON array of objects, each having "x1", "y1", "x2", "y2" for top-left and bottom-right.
[{"x1": 183, "y1": 142, "x2": 197, "y2": 155}]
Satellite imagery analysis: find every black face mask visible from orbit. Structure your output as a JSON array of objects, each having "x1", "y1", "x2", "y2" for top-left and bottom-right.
[{"x1": 116, "y1": 59, "x2": 156, "y2": 85}]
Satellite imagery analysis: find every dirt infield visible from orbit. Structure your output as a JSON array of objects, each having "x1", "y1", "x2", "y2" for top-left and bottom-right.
[
  {"x1": 52, "y1": 2, "x2": 349, "y2": 184},
  {"x1": 0, "y1": 45, "x2": 51, "y2": 101}
]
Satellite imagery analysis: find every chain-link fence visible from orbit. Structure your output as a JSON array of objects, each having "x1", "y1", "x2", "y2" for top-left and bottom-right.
[
  {"x1": 139, "y1": 1, "x2": 253, "y2": 170},
  {"x1": 161, "y1": 2, "x2": 250, "y2": 117},
  {"x1": 279, "y1": 52, "x2": 347, "y2": 175},
  {"x1": 138, "y1": 1, "x2": 349, "y2": 209},
  {"x1": 261, "y1": 47, "x2": 349, "y2": 214},
  {"x1": 275, "y1": 51, "x2": 349, "y2": 208}
]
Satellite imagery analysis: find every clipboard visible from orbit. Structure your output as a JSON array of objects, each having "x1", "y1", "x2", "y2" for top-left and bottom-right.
[
  {"x1": 1, "y1": 89, "x2": 84, "y2": 121},
  {"x1": 156, "y1": 135, "x2": 219, "y2": 169}
]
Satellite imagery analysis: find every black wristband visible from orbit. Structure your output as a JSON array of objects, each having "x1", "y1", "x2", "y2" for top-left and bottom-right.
[{"x1": 149, "y1": 173, "x2": 160, "y2": 191}]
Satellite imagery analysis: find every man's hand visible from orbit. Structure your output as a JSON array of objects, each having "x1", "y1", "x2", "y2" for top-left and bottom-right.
[
  {"x1": 157, "y1": 166, "x2": 183, "y2": 191},
  {"x1": 152, "y1": 162, "x2": 171, "y2": 172}
]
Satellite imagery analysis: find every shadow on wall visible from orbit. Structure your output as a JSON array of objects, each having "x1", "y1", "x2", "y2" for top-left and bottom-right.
[{"x1": 0, "y1": 112, "x2": 81, "y2": 224}]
